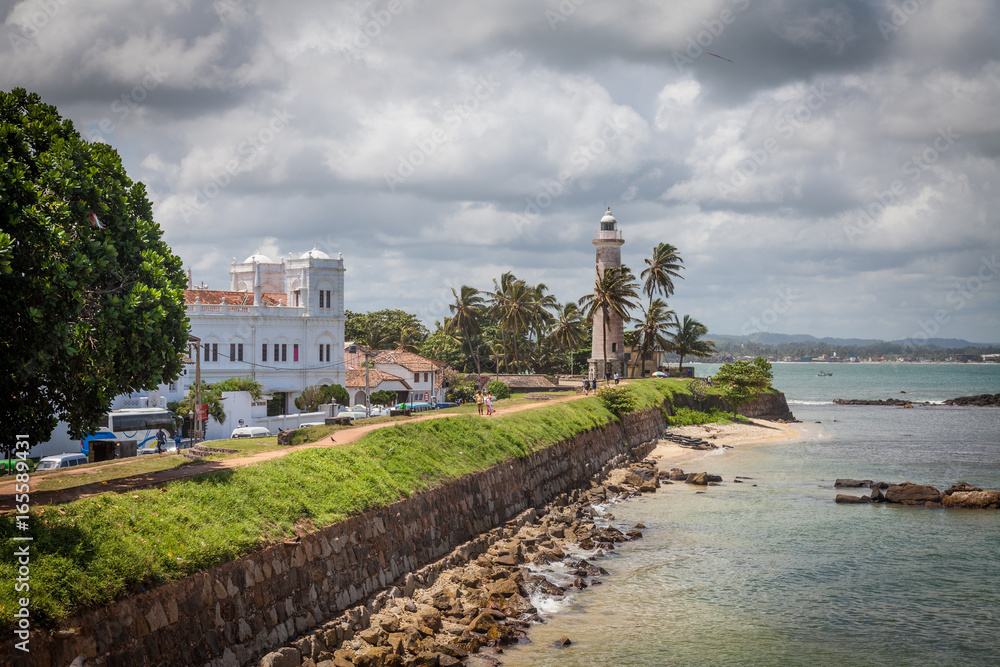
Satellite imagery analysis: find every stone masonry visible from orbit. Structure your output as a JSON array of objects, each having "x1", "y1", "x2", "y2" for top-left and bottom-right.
[{"x1": 2, "y1": 408, "x2": 666, "y2": 667}]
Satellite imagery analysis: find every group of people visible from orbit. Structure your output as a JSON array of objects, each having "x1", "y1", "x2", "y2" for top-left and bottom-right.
[
  {"x1": 582, "y1": 372, "x2": 620, "y2": 395},
  {"x1": 473, "y1": 391, "x2": 496, "y2": 416},
  {"x1": 155, "y1": 428, "x2": 183, "y2": 454}
]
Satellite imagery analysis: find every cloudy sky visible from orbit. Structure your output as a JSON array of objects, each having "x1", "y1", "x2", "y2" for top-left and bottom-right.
[{"x1": 3, "y1": 0, "x2": 998, "y2": 343}]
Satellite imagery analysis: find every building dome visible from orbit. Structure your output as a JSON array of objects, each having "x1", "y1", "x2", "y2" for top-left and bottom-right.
[
  {"x1": 243, "y1": 252, "x2": 273, "y2": 264},
  {"x1": 600, "y1": 207, "x2": 617, "y2": 225},
  {"x1": 299, "y1": 247, "x2": 330, "y2": 259}
]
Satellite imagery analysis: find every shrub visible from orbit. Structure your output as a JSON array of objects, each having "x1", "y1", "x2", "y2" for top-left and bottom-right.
[
  {"x1": 487, "y1": 380, "x2": 511, "y2": 400},
  {"x1": 321, "y1": 384, "x2": 350, "y2": 406},
  {"x1": 596, "y1": 385, "x2": 638, "y2": 418},
  {"x1": 369, "y1": 390, "x2": 397, "y2": 406}
]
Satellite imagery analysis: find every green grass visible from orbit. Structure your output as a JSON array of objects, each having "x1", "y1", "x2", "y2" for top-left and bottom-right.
[
  {"x1": 668, "y1": 407, "x2": 753, "y2": 426},
  {"x1": 28, "y1": 456, "x2": 197, "y2": 492},
  {"x1": 0, "y1": 381, "x2": 680, "y2": 628}
]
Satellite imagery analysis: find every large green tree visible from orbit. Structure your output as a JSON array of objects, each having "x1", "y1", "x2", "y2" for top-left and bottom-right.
[
  {"x1": 345, "y1": 309, "x2": 428, "y2": 351},
  {"x1": 713, "y1": 357, "x2": 773, "y2": 412},
  {"x1": 0, "y1": 88, "x2": 189, "y2": 453}
]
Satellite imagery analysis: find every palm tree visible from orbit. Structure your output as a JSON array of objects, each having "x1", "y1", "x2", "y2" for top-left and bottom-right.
[
  {"x1": 355, "y1": 318, "x2": 392, "y2": 352},
  {"x1": 551, "y1": 301, "x2": 586, "y2": 373},
  {"x1": 491, "y1": 273, "x2": 534, "y2": 372},
  {"x1": 447, "y1": 285, "x2": 484, "y2": 376},
  {"x1": 669, "y1": 314, "x2": 716, "y2": 373},
  {"x1": 529, "y1": 282, "x2": 557, "y2": 348},
  {"x1": 579, "y1": 265, "x2": 640, "y2": 384},
  {"x1": 489, "y1": 272, "x2": 517, "y2": 372},
  {"x1": 635, "y1": 298, "x2": 677, "y2": 378},
  {"x1": 640, "y1": 243, "x2": 684, "y2": 307}
]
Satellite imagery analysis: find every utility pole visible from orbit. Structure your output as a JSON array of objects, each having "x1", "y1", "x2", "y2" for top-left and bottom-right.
[
  {"x1": 189, "y1": 334, "x2": 202, "y2": 445},
  {"x1": 364, "y1": 348, "x2": 371, "y2": 416}
]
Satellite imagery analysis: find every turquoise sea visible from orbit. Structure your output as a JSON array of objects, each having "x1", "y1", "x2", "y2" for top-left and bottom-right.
[{"x1": 502, "y1": 363, "x2": 1000, "y2": 667}]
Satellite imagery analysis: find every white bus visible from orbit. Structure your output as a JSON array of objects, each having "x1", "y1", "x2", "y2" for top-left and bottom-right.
[{"x1": 82, "y1": 408, "x2": 179, "y2": 457}]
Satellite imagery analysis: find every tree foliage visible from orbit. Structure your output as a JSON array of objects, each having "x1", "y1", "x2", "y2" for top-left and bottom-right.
[
  {"x1": 670, "y1": 314, "x2": 716, "y2": 371},
  {"x1": 212, "y1": 376, "x2": 264, "y2": 400},
  {"x1": 640, "y1": 242, "x2": 684, "y2": 305},
  {"x1": 0, "y1": 88, "x2": 189, "y2": 452},
  {"x1": 295, "y1": 383, "x2": 350, "y2": 411},
  {"x1": 596, "y1": 384, "x2": 638, "y2": 418},
  {"x1": 173, "y1": 381, "x2": 226, "y2": 425},
  {"x1": 345, "y1": 309, "x2": 428, "y2": 351},
  {"x1": 713, "y1": 357, "x2": 773, "y2": 409},
  {"x1": 369, "y1": 389, "x2": 397, "y2": 406},
  {"x1": 486, "y1": 380, "x2": 510, "y2": 400},
  {"x1": 294, "y1": 385, "x2": 326, "y2": 412}
]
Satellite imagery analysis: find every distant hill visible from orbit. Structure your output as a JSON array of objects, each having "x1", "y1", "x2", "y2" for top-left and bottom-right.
[{"x1": 706, "y1": 333, "x2": 998, "y2": 349}]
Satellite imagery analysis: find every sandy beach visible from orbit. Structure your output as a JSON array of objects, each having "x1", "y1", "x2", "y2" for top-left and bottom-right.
[{"x1": 649, "y1": 418, "x2": 802, "y2": 468}]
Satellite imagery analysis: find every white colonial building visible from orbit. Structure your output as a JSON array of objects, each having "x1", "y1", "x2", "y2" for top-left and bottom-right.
[{"x1": 184, "y1": 249, "x2": 346, "y2": 413}]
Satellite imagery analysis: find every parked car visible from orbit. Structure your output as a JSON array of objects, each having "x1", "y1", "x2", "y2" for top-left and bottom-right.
[
  {"x1": 34, "y1": 453, "x2": 89, "y2": 471},
  {"x1": 138, "y1": 443, "x2": 178, "y2": 456},
  {"x1": 298, "y1": 422, "x2": 326, "y2": 428},
  {"x1": 230, "y1": 426, "x2": 271, "y2": 439}
]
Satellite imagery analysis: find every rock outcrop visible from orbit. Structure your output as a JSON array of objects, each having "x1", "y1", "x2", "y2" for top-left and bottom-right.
[
  {"x1": 256, "y1": 460, "x2": 725, "y2": 667},
  {"x1": 832, "y1": 398, "x2": 929, "y2": 406},
  {"x1": 835, "y1": 479, "x2": 1000, "y2": 509},
  {"x1": 943, "y1": 393, "x2": 1000, "y2": 407}
]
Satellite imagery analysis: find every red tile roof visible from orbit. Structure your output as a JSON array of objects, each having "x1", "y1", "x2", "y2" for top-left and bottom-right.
[
  {"x1": 184, "y1": 289, "x2": 287, "y2": 306},
  {"x1": 370, "y1": 349, "x2": 444, "y2": 372},
  {"x1": 344, "y1": 368, "x2": 412, "y2": 390}
]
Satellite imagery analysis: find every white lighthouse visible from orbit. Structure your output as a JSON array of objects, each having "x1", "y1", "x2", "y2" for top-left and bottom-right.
[{"x1": 588, "y1": 207, "x2": 626, "y2": 382}]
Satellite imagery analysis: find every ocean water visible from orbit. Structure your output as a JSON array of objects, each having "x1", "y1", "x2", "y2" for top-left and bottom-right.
[{"x1": 502, "y1": 363, "x2": 1000, "y2": 667}]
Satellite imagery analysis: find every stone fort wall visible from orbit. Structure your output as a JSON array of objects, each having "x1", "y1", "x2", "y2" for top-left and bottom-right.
[{"x1": 3, "y1": 408, "x2": 666, "y2": 667}]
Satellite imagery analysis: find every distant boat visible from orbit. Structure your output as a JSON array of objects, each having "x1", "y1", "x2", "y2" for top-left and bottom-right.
[{"x1": 818, "y1": 371, "x2": 833, "y2": 376}]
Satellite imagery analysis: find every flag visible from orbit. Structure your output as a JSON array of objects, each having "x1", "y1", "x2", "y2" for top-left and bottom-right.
[{"x1": 88, "y1": 211, "x2": 105, "y2": 229}]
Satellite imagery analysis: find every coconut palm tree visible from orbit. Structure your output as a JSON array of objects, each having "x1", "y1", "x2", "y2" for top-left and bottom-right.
[
  {"x1": 447, "y1": 285, "x2": 485, "y2": 376},
  {"x1": 578, "y1": 265, "x2": 640, "y2": 384},
  {"x1": 489, "y1": 273, "x2": 537, "y2": 372},
  {"x1": 635, "y1": 298, "x2": 677, "y2": 378},
  {"x1": 640, "y1": 243, "x2": 684, "y2": 307},
  {"x1": 669, "y1": 314, "x2": 716, "y2": 373},
  {"x1": 551, "y1": 301, "x2": 586, "y2": 373},
  {"x1": 529, "y1": 282, "x2": 557, "y2": 348}
]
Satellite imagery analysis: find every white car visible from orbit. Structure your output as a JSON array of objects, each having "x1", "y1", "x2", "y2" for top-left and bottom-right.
[
  {"x1": 35, "y1": 453, "x2": 89, "y2": 470},
  {"x1": 230, "y1": 426, "x2": 271, "y2": 439},
  {"x1": 138, "y1": 443, "x2": 178, "y2": 456}
]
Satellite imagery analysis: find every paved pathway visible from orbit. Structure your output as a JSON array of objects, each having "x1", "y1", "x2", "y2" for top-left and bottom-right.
[{"x1": 0, "y1": 388, "x2": 607, "y2": 511}]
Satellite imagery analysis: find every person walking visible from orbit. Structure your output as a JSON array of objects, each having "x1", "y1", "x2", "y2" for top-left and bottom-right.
[
  {"x1": 484, "y1": 392, "x2": 494, "y2": 416},
  {"x1": 155, "y1": 428, "x2": 166, "y2": 454},
  {"x1": 614, "y1": 372, "x2": 620, "y2": 385},
  {"x1": 583, "y1": 378, "x2": 589, "y2": 395}
]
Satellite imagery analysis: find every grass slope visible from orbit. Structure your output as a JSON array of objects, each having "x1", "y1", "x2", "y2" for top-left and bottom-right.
[{"x1": 0, "y1": 381, "x2": 684, "y2": 628}]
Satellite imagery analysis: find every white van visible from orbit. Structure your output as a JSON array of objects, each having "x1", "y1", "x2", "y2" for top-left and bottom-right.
[
  {"x1": 230, "y1": 426, "x2": 271, "y2": 439},
  {"x1": 34, "y1": 453, "x2": 89, "y2": 471}
]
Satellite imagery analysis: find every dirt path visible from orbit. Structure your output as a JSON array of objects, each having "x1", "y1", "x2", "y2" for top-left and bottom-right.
[{"x1": 1, "y1": 389, "x2": 601, "y2": 510}]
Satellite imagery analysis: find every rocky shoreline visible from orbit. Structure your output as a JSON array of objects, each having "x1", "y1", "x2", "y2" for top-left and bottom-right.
[
  {"x1": 834, "y1": 479, "x2": 1000, "y2": 508},
  {"x1": 256, "y1": 457, "x2": 723, "y2": 667},
  {"x1": 833, "y1": 393, "x2": 1000, "y2": 407}
]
